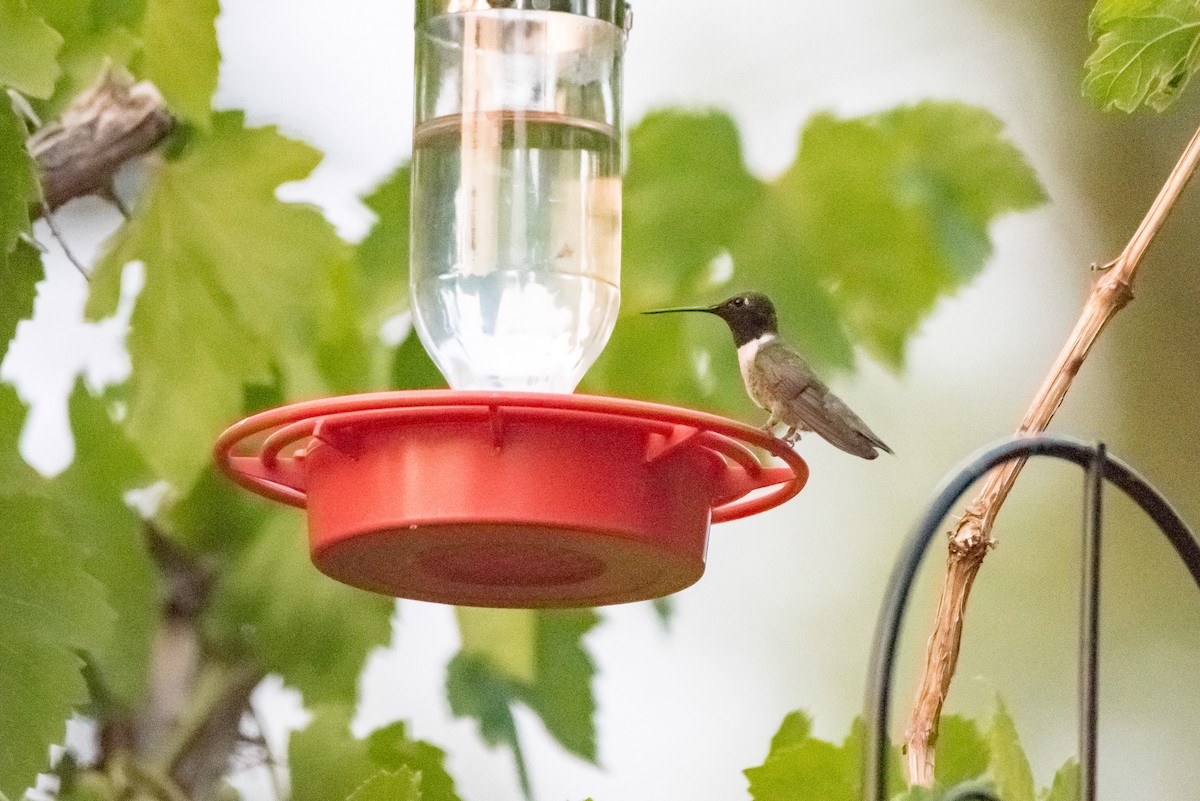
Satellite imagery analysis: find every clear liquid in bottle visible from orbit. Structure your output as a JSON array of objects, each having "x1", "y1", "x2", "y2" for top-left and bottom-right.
[{"x1": 410, "y1": 111, "x2": 621, "y2": 393}]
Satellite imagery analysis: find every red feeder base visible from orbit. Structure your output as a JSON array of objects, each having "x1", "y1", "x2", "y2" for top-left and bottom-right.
[{"x1": 215, "y1": 391, "x2": 807, "y2": 607}]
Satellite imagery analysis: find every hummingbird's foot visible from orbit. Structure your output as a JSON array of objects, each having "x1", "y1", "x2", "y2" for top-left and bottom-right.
[{"x1": 782, "y1": 427, "x2": 801, "y2": 445}]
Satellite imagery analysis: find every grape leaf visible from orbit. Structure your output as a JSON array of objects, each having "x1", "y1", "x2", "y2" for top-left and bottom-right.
[
  {"x1": 0, "y1": 493, "x2": 114, "y2": 800},
  {"x1": 291, "y1": 706, "x2": 461, "y2": 801},
  {"x1": 933, "y1": 715, "x2": 989, "y2": 789},
  {"x1": 0, "y1": 382, "x2": 39, "y2": 494},
  {"x1": 649, "y1": 596, "x2": 674, "y2": 628},
  {"x1": 391, "y1": 326, "x2": 447, "y2": 389},
  {"x1": 744, "y1": 711, "x2": 857, "y2": 801},
  {"x1": 0, "y1": 93, "x2": 35, "y2": 250},
  {"x1": 1041, "y1": 759, "x2": 1080, "y2": 801},
  {"x1": 619, "y1": 110, "x2": 761, "y2": 304},
  {"x1": 445, "y1": 651, "x2": 531, "y2": 795},
  {"x1": 781, "y1": 102, "x2": 1046, "y2": 366},
  {"x1": 26, "y1": 0, "x2": 142, "y2": 116},
  {"x1": 290, "y1": 705, "x2": 377, "y2": 801},
  {"x1": 364, "y1": 719, "x2": 458, "y2": 801},
  {"x1": 347, "y1": 768, "x2": 422, "y2": 801},
  {"x1": 519, "y1": 609, "x2": 599, "y2": 761},
  {"x1": 1084, "y1": 0, "x2": 1200, "y2": 112},
  {"x1": 0, "y1": 94, "x2": 40, "y2": 363},
  {"x1": 87, "y1": 111, "x2": 353, "y2": 492},
  {"x1": 583, "y1": 109, "x2": 799, "y2": 416},
  {"x1": 986, "y1": 701, "x2": 1035, "y2": 801},
  {"x1": 139, "y1": 0, "x2": 219, "y2": 126},
  {"x1": 303, "y1": 247, "x2": 394, "y2": 397},
  {"x1": 584, "y1": 104, "x2": 1044, "y2": 415},
  {"x1": 366, "y1": 721, "x2": 462, "y2": 801},
  {"x1": 55, "y1": 768, "x2": 120, "y2": 801},
  {"x1": 48, "y1": 382, "x2": 159, "y2": 705},
  {"x1": 448, "y1": 608, "x2": 599, "y2": 775},
  {"x1": 207, "y1": 509, "x2": 394, "y2": 705},
  {"x1": 0, "y1": 0, "x2": 63, "y2": 97},
  {"x1": 746, "y1": 714, "x2": 908, "y2": 801},
  {"x1": 1, "y1": 240, "x2": 43, "y2": 365},
  {"x1": 456, "y1": 607, "x2": 538, "y2": 684},
  {"x1": 356, "y1": 164, "x2": 412, "y2": 325},
  {"x1": 160, "y1": 464, "x2": 270, "y2": 556}
]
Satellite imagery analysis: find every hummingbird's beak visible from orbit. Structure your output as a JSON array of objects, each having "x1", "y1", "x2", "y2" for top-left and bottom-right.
[{"x1": 641, "y1": 304, "x2": 718, "y2": 315}]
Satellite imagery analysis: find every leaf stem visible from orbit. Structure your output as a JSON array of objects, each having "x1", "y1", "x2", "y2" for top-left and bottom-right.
[{"x1": 903, "y1": 118, "x2": 1200, "y2": 785}]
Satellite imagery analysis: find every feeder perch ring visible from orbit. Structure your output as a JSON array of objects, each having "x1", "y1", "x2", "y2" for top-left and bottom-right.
[{"x1": 215, "y1": 390, "x2": 808, "y2": 608}]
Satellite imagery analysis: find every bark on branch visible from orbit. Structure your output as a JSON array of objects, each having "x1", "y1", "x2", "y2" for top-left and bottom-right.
[
  {"x1": 904, "y1": 120, "x2": 1200, "y2": 785},
  {"x1": 28, "y1": 67, "x2": 173, "y2": 213}
]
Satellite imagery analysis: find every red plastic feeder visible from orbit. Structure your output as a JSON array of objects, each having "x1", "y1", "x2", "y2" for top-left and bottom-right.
[{"x1": 215, "y1": 390, "x2": 807, "y2": 607}]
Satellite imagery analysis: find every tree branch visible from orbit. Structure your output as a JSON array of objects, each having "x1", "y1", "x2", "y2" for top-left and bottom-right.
[
  {"x1": 904, "y1": 120, "x2": 1200, "y2": 785},
  {"x1": 28, "y1": 66, "x2": 173, "y2": 214}
]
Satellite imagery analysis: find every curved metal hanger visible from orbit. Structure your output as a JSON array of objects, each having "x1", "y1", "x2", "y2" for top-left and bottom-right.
[{"x1": 863, "y1": 435, "x2": 1200, "y2": 801}]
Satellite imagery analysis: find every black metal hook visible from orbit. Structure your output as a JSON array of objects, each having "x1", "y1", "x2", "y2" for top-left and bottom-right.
[{"x1": 863, "y1": 435, "x2": 1200, "y2": 801}]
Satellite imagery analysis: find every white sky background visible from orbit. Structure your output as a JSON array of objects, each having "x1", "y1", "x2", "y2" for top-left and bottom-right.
[{"x1": 7, "y1": 1, "x2": 1199, "y2": 800}]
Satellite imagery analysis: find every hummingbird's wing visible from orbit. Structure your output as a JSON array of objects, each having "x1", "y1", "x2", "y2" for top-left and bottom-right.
[{"x1": 753, "y1": 341, "x2": 893, "y2": 459}]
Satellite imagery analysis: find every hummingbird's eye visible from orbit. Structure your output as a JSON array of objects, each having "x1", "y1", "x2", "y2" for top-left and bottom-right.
[{"x1": 733, "y1": 297, "x2": 745, "y2": 307}]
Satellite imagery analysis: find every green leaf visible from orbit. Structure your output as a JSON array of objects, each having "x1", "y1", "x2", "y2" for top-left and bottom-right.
[
  {"x1": 291, "y1": 705, "x2": 461, "y2": 801},
  {"x1": 743, "y1": 711, "x2": 856, "y2": 801},
  {"x1": 456, "y1": 607, "x2": 538, "y2": 684},
  {"x1": 448, "y1": 608, "x2": 600, "y2": 783},
  {"x1": 767, "y1": 710, "x2": 813, "y2": 751},
  {"x1": 391, "y1": 327, "x2": 446, "y2": 389},
  {"x1": 0, "y1": 0, "x2": 63, "y2": 97},
  {"x1": 0, "y1": 493, "x2": 114, "y2": 800},
  {"x1": 356, "y1": 164, "x2": 412, "y2": 324},
  {"x1": 0, "y1": 79, "x2": 39, "y2": 366},
  {"x1": 303, "y1": 249, "x2": 394, "y2": 397},
  {"x1": 650, "y1": 596, "x2": 674, "y2": 628},
  {"x1": 445, "y1": 651, "x2": 530, "y2": 795},
  {"x1": 366, "y1": 721, "x2": 463, "y2": 801},
  {"x1": 160, "y1": 464, "x2": 269, "y2": 556},
  {"x1": 289, "y1": 705, "x2": 377, "y2": 801},
  {"x1": 584, "y1": 105, "x2": 1044, "y2": 415},
  {"x1": 1084, "y1": 0, "x2": 1200, "y2": 112},
  {"x1": 933, "y1": 715, "x2": 989, "y2": 788},
  {"x1": 207, "y1": 509, "x2": 394, "y2": 705},
  {"x1": 0, "y1": 93, "x2": 36, "y2": 250},
  {"x1": 347, "y1": 768, "x2": 422, "y2": 801},
  {"x1": 521, "y1": 609, "x2": 600, "y2": 761},
  {"x1": 0, "y1": 93, "x2": 40, "y2": 364},
  {"x1": 1, "y1": 240, "x2": 43, "y2": 365},
  {"x1": 55, "y1": 769, "x2": 119, "y2": 801},
  {"x1": 48, "y1": 382, "x2": 159, "y2": 705},
  {"x1": 583, "y1": 110, "x2": 788, "y2": 416},
  {"x1": 620, "y1": 110, "x2": 761, "y2": 302},
  {"x1": 87, "y1": 111, "x2": 352, "y2": 492},
  {"x1": 782, "y1": 102, "x2": 1046, "y2": 367},
  {"x1": 25, "y1": 0, "x2": 142, "y2": 116},
  {"x1": 0, "y1": 381, "x2": 39, "y2": 494},
  {"x1": 746, "y1": 714, "x2": 905, "y2": 801},
  {"x1": 444, "y1": 654, "x2": 519, "y2": 750},
  {"x1": 1040, "y1": 759, "x2": 1080, "y2": 801},
  {"x1": 138, "y1": 0, "x2": 219, "y2": 126},
  {"x1": 986, "y1": 701, "x2": 1035, "y2": 801}
]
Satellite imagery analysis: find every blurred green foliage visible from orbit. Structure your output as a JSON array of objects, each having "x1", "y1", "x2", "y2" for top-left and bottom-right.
[
  {"x1": 746, "y1": 705, "x2": 1079, "y2": 801},
  {"x1": 0, "y1": 0, "x2": 1195, "y2": 797}
]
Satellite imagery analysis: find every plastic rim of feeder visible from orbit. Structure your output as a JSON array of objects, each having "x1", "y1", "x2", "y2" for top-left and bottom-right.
[{"x1": 215, "y1": 390, "x2": 808, "y2": 608}]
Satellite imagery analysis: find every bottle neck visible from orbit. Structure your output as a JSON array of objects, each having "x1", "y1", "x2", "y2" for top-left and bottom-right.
[{"x1": 416, "y1": 0, "x2": 630, "y2": 33}]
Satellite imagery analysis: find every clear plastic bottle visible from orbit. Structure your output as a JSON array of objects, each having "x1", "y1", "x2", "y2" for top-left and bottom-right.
[{"x1": 411, "y1": 1, "x2": 628, "y2": 392}]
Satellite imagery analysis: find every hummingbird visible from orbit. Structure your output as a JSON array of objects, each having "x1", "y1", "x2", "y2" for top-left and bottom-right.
[{"x1": 644, "y1": 292, "x2": 893, "y2": 460}]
